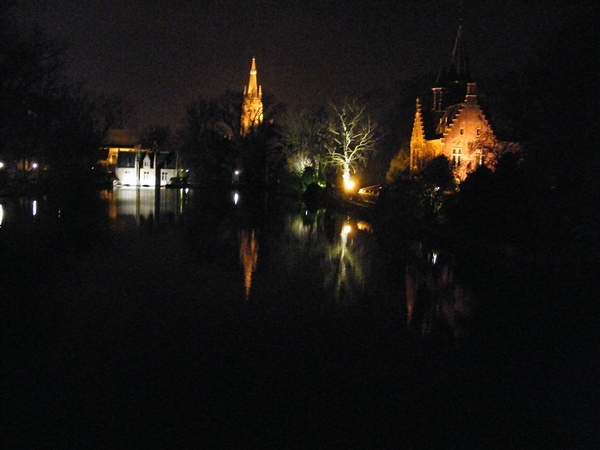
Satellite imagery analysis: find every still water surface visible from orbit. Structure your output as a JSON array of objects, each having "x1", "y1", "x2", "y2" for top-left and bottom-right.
[{"x1": 0, "y1": 187, "x2": 594, "y2": 448}]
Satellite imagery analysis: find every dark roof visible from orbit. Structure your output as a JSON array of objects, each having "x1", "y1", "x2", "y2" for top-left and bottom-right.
[
  {"x1": 421, "y1": 103, "x2": 462, "y2": 140},
  {"x1": 116, "y1": 150, "x2": 137, "y2": 168},
  {"x1": 116, "y1": 150, "x2": 177, "y2": 169}
]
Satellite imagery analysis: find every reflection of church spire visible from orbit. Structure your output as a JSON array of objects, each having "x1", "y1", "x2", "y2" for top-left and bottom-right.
[
  {"x1": 241, "y1": 57, "x2": 263, "y2": 135},
  {"x1": 239, "y1": 229, "x2": 258, "y2": 300}
]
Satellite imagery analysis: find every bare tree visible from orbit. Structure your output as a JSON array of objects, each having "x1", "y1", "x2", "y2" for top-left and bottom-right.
[
  {"x1": 321, "y1": 99, "x2": 378, "y2": 189},
  {"x1": 281, "y1": 106, "x2": 327, "y2": 177}
]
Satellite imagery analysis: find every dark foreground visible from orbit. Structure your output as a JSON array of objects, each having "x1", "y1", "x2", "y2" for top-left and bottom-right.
[{"x1": 1, "y1": 189, "x2": 597, "y2": 449}]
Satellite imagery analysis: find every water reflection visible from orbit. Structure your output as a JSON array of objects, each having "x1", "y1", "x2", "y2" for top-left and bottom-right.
[
  {"x1": 0, "y1": 195, "x2": 53, "y2": 226},
  {"x1": 405, "y1": 245, "x2": 473, "y2": 342},
  {"x1": 279, "y1": 210, "x2": 370, "y2": 304},
  {"x1": 1, "y1": 186, "x2": 472, "y2": 335},
  {"x1": 101, "y1": 187, "x2": 188, "y2": 229},
  {"x1": 239, "y1": 229, "x2": 258, "y2": 300}
]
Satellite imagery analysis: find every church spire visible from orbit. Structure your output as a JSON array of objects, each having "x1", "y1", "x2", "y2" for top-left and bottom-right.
[
  {"x1": 245, "y1": 57, "x2": 260, "y2": 98},
  {"x1": 241, "y1": 57, "x2": 264, "y2": 135}
]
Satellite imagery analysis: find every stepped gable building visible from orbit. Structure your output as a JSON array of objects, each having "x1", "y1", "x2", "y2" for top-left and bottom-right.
[
  {"x1": 240, "y1": 57, "x2": 264, "y2": 135},
  {"x1": 409, "y1": 25, "x2": 495, "y2": 181},
  {"x1": 100, "y1": 129, "x2": 177, "y2": 187}
]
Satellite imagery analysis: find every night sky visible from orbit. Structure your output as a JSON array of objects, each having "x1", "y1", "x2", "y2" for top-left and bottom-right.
[{"x1": 12, "y1": 1, "x2": 579, "y2": 128}]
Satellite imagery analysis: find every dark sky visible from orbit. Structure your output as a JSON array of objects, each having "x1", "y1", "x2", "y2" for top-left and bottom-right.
[{"x1": 12, "y1": 0, "x2": 576, "y2": 129}]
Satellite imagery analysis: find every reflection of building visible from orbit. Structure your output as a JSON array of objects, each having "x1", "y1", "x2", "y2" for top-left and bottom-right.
[
  {"x1": 240, "y1": 57, "x2": 263, "y2": 135},
  {"x1": 103, "y1": 187, "x2": 186, "y2": 227},
  {"x1": 100, "y1": 129, "x2": 178, "y2": 186},
  {"x1": 409, "y1": 25, "x2": 495, "y2": 180}
]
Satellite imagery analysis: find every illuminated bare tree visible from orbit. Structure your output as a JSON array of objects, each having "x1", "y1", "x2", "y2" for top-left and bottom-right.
[
  {"x1": 321, "y1": 99, "x2": 378, "y2": 188},
  {"x1": 281, "y1": 107, "x2": 327, "y2": 177}
]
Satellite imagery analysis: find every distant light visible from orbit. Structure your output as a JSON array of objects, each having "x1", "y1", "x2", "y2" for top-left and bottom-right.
[
  {"x1": 341, "y1": 223, "x2": 352, "y2": 237},
  {"x1": 31, "y1": 163, "x2": 38, "y2": 169},
  {"x1": 235, "y1": 170, "x2": 240, "y2": 176},
  {"x1": 233, "y1": 192, "x2": 239, "y2": 205},
  {"x1": 431, "y1": 252, "x2": 438, "y2": 264},
  {"x1": 32, "y1": 200, "x2": 37, "y2": 216},
  {"x1": 0, "y1": 162, "x2": 4, "y2": 169},
  {"x1": 0, "y1": 204, "x2": 3, "y2": 226}
]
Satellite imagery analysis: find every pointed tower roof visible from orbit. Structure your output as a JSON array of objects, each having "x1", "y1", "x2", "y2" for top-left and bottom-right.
[
  {"x1": 245, "y1": 57, "x2": 261, "y2": 98},
  {"x1": 449, "y1": 24, "x2": 469, "y2": 81}
]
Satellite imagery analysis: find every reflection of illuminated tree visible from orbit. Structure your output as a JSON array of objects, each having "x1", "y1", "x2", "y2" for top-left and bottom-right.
[{"x1": 297, "y1": 213, "x2": 366, "y2": 303}]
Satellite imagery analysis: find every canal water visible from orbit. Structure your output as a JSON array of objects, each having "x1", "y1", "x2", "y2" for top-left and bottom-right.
[{"x1": 0, "y1": 187, "x2": 596, "y2": 449}]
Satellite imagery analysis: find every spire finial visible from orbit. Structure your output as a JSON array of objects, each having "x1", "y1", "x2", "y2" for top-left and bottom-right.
[{"x1": 246, "y1": 57, "x2": 259, "y2": 97}]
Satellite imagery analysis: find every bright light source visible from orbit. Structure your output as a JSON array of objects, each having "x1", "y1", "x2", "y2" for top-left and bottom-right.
[
  {"x1": 344, "y1": 177, "x2": 355, "y2": 192},
  {"x1": 341, "y1": 223, "x2": 352, "y2": 236},
  {"x1": 31, "y1": 163, "x2": 38, "y2": 169},
  {"x1": 233, "y1": 192, "x2": 239, "y2": 205},
  {"x1": 0, "y1": 162, "x2": 4, "y2": 169}
]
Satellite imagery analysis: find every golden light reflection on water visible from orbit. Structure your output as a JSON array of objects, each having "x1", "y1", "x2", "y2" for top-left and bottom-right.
[{"x1": 239, "y1": 229, "x2": 259, "y2": 300}]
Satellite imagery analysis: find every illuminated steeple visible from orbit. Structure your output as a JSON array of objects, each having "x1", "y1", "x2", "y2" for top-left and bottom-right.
[{"x1": 241, "y1": 57, "x2": 263, "y2": 135}]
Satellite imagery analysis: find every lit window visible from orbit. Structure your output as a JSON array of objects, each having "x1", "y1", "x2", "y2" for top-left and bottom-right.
[
  {"x1": 476, "y1": 148, "x2": 483, "y2": 165},
  {"x1": 452, "y1": 148, "x2": 462, "y2": 166}
]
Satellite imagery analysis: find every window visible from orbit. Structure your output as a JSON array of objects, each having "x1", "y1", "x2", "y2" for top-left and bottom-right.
[
  {"x1": 476, "y1": 127, "x2": 481, "y2": 136},
  {"x1": 475, "y1": 148, "x2": 483, "y2": 165},
  {"x1": 460, "y1": 127, "x2": 464, "y2": 136},
  {"x1": 161, "y1": 171, "x2": 168, "y2": 181},
  {"x1": 143, "y1": 171, "x2": 149, "y2": 180},
  {"x1": 452, "y1": 148, "x2": 462, "y2": 166}
]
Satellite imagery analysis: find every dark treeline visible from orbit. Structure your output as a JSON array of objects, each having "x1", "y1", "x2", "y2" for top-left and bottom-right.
[{"x1": 0, "y1": 5, "x2": 137, "y2": 191}]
